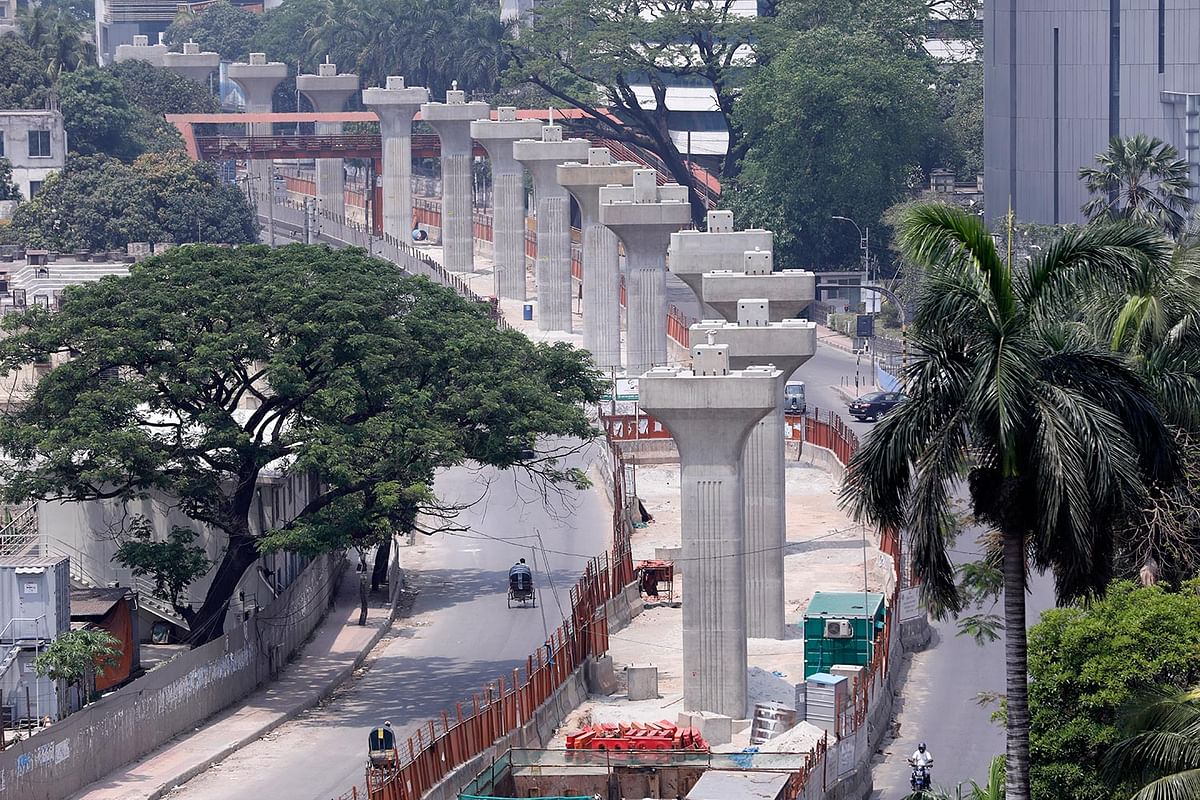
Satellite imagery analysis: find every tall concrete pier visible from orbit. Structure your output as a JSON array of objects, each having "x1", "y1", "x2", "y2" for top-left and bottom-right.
[
  {"x1": 362, "y1": 77, "x2": 430, "y2": 244},
  {"x1": 640, "y1": 341, "x2": 781, "y2": 718},
  {"x1": 472, "y1": 109, "x2": 542, "y2": 299},
  {"x1": 600, "y1": 171, "x2": 690, "y2": 374},
  {"x1": 422, "y1": 87, "x2": 489, "y2": 272},
  {"x1": 513, "y1": 125, "x2": 589, "y2": 331},
  {"x1": 163, "y1": 41, "x2": 219, "y2": 87},
  {"x1": 297, "y1": 62, "x2": 359, "y2": 218},
  {"x1": 228, "y1": 54, "x2": 289, "y2": 193},
  {"x1": 691, "y1": 295, "x2": 817, "y2": 639},
  {"x1": 557, "y1": 149, "x2": 638, "y2": 369},
  {"x1": 669, "y1": 210, "x2": 773, "y2": 317}
]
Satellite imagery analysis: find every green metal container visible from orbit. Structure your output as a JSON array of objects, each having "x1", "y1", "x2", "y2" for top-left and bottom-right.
[{"x1": 801, "y1": 591, "x2": 886, "y2": 678}]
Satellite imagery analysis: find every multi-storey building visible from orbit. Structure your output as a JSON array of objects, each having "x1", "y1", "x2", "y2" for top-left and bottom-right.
[{"x1": 985, "y1": 1, "x2": 1200, "y2": 225}]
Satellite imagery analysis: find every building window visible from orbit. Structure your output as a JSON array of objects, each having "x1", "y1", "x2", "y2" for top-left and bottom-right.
[
  {"x1": 29, "y1": 180, "x2": 43, "y2": 198},
  {"x1": 28, "y1": 130, "x2": 52, "y2": 158}
]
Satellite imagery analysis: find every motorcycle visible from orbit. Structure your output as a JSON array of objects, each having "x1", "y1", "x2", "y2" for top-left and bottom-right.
[{"x1": 909, "y1": 762, "x2": 932, "y2": 791}]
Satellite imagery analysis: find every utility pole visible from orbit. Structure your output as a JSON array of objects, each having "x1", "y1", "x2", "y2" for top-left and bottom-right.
[{"x1": 266, "y1": 166, "x2": 276, "y2": 247}]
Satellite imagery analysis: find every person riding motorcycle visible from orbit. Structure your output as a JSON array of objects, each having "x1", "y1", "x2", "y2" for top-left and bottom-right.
[{"x1": 908, "y1": 742, "x2": 933, "y2": 789}]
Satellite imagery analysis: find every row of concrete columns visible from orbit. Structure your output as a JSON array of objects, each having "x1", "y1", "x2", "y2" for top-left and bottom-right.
[
  {"x1": 222, "y1": 62, "x2": 826, "y2": 715},
  {"x1": 639, "y1": 209, "x2": 819, "y2": 720}
]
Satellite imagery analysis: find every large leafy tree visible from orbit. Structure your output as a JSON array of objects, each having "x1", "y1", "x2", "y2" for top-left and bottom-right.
[
  {"x1": 6, "y1": 153, "x2": 256, "y2": 250},
  {"x1": 505, "y1": 0, "x2": 759, "y2": 222},
  {"x1": 108, "y1": 60, "x2": 219, "y2": 116},
  {"x1": 1028, "y1": 580, "x2": 1200, "y2": 800},
  {"x1": 725, "y1": 25, "x2": 937, "y2": 268},
  {"x1": 58, "y1": 67, "x2": 138, "y2": 158},
  {"x1": 164, "y1": 0, "x2": 262, "y2": 62},
  {"x1": 0, "y1": 33, "x2": 52, "y2": 109},
  {"x1": 0, "y1": 245, "x2": 601, "y2": 645},
  {"x1": 1106, "y1": 683, "x2": 1200, "y2": 800},
  {"x1": 840, "y1": 204, "x2": 1180, "y2": 800},
  {"x1": 1080, "y1": 135, "x2": 1196, "y2": 238}
]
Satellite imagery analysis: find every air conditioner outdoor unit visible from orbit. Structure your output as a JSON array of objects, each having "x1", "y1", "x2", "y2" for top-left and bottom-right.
[{"x1": 824, "y1": 619, "x2": 854, "y2": 639}]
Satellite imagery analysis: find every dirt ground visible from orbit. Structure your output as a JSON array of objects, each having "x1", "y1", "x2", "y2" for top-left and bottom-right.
[{"x1": 552, "y1": 461, "x2": 895, "y2": 750}]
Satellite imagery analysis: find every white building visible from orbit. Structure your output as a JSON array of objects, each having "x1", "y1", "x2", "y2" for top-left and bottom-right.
[{"x1": 0, "y1": 111, "x2": 68, "y2": 201}]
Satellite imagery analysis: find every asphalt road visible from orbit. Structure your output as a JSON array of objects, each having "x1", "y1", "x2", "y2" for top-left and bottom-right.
[
  {"x1": 869, "y1": 537, "x2": 1056, "y2": 798},
  {"x1": 168, "y1": 441, "x2": 612, "y2": 800}
]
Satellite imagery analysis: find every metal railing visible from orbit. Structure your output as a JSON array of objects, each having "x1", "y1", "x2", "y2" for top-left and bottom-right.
[{"x1": 0, "y1": 503, "x2": 39, "y2": 557}]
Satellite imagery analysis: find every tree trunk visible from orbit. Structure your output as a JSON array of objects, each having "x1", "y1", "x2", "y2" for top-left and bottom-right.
[
  {"x1": 185, "y1": 534, "x2": 260, "y2": 647},
  {"x1": 1002, "y1": 530, "x2": 1032, "y2": 800},
  {"x1": 371, "y1": 537, "x2": 391, "y2": 593}
]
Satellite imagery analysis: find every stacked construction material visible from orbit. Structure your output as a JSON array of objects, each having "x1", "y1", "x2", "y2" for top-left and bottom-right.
[{"x1": 565, "y1": 720, "x2": 709, "y2": 751}]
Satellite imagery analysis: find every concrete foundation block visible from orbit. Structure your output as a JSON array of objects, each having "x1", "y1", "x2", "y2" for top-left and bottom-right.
[
  {"x1": 689, "y1": 711, "x2": 733, "y2": 746},
  {"x1": 654, "y1": 546, "x2": 682, "y2": 562},
  {"x1": 626, "y1": 665, "x2": 659, "y2": 700},
  {"x1": 585, "y1": 655, "x2": 617, "y2": 695}
]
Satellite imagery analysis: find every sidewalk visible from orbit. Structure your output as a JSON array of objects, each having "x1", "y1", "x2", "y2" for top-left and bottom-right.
[{"x1": 68, "y1": 561, "x2": 397, "y2": 800}]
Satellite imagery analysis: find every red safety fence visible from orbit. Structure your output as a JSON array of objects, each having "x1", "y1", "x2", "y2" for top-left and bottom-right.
[
  {"x1": 783, "y1": 409, "x2": 858, "y2": 466},
  {"x1": 601, "y1": 414, "x2": 672, "y2": 441}
]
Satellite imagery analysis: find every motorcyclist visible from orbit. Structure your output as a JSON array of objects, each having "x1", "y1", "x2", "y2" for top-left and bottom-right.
[{"x1": 908, "y1": 742, "x2": 933, "y2": 788}]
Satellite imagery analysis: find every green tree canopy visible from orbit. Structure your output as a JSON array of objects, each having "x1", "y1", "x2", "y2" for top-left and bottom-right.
[
  {"x1": 0, "y1": 33, "x2": 52, "y2": 109},
  {"x1": 506, "y1": 0, "x2": 760, "y2": 222},
  {"x1": 6, "y1": 152, "x2": 257, "y2": 250},
  {"x1": 0, "y1": 245, "x2": 601, "y2": 645},
  {"x1": 1106, "y1": 683, "x2": 1200, "y2": 800},
  {"x1": 725, "y1": 25, "x2": 937, "y2": 268},
  {"x1": 17, "y1": 3, "x2": 94, "y2": 81},
  {"x1": 114, "y1": 518, "x2": 210, "y2": 613},
  {"x1": 58, "y1": 67, "x2": 138, "y2": 158},
  {"x1": 1028, "y1": 581, "x2": 1200, "y2": 800},
  {"x1": 34, "y1": 628, "x2": 122, "y2": 707},
  {"x1": 165, "y1": 0, "x2": 262, "y2": 62},
  {"x1": 108, "y1": 59, "x2": 219, "y2": 115}
]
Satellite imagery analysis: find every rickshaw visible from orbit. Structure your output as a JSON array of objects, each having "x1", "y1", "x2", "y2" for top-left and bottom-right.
[{"x1": 508, "y1": 560, "x2": 536, "y2": 608}]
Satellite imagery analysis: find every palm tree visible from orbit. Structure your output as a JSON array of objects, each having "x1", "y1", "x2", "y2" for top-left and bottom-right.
[
  {"x1": 1106, "y1": 684, "x2": 1200, "y2": 800},
  {"x1": 18, "y1": 3, "x2": 94, "y2": 81},
  {"x1": 841, "y1": 203, "x2": 1180, "y2": 800},
  {"x1": 1081, "y1": 135, "x2": 1196, "y2": 237}
]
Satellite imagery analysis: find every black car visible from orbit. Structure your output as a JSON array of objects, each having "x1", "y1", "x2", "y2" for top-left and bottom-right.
[{"x1": 848, "y1": 391, "x2": 907, "y2": 421}]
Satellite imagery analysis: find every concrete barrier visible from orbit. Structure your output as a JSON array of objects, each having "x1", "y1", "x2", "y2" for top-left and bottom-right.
[{"x1": 0, "y1": 553, "x2": 344, "y2": 800}]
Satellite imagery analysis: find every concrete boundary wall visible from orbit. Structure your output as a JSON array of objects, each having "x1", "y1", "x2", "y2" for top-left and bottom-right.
[{"x1": 0, "y1": 553, "x2": 345, "y2": 800}]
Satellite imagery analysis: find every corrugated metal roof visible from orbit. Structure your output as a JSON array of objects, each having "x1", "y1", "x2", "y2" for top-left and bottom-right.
[
  {"x1": 71, "y1": 587, "x2": 129, "y2": 619},
  {"x1": 804, "y1": 591, "x2": 885, "y2": 619},
  {"x1": 685, "y1": 770, "x2": 791, "y2": 800},
  {"x1": 0, "y1": 555, "x2": 68, "y2": 569}
]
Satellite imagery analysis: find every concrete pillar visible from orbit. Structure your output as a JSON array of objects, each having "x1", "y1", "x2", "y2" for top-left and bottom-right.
[
  {"x1": 702, "y1": 249, "x2": 816, "y2": 322},
  {"x1": 363, "y1": 77, "x2": 430, "y2": 245},
  {"x1": 421, "y1": 87, "x2": 490, "y2": 273},
  {"x1": 669, "y1": 210, "x2": 773, "y2": 317},
  {"x1": 513, "y1": 126, "x2": 590, "y2": 332},
  {"x1": 114, "y1": 34, "x2": 167, "y2": 66},
  {"x1": 297, "y1": 62, "x2": 359, "y2": 219},
  {"x1": 227, "y1": 54, "x2": 289, "y2": 197},
  {"x1": 639, "y1": 343, "x2": 782, "y2": 718},
  {"x1": 557, "y1": 149, "x2": 638, "y2": 369},
  {"x1": 163, "y1": 41, "x2": 219, "y2": 87},
  {"x1": 472, "y1": 109, "x2": 543, "y2": 299},
  {"x1": 691, "y1": 297, "x2": 817, "y2": 639},
  {"x1": 600, "y1": 171, "x2": 691, "y2": 374}
]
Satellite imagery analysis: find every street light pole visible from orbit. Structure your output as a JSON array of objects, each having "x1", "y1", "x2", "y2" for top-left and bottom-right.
[{"x1": 831, "y1": 214, "x2": 871, "y2": 309}]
